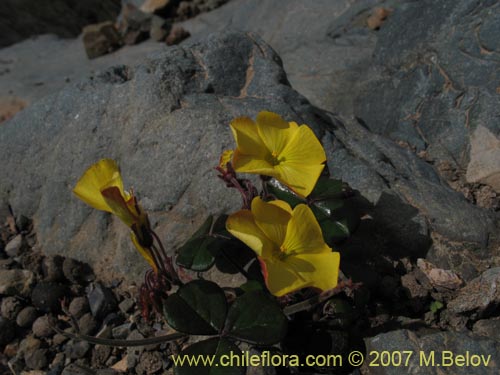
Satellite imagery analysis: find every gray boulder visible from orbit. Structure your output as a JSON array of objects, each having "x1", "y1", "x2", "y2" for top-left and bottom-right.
[
  {"x1": 0, "y1": 31, "x2": 301, "y2": 283},
  {"x1": 181, "y1": 0, "x2": 500, "y2": 194},
  {"x1": 353, "y1": 0, "x2": 500, "y2": 192},
  {"x1": 180, "y1": 0, "x2": 387, "y2": 115},
  {"x1": 0, "y1": 31, "x2": 497, "y2": 287}
]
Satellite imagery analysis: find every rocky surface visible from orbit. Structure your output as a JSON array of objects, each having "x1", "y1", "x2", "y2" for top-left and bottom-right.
[
  {"x1": 0, "y1": 0, "x2": 121, "y2": 48},
  {"x1": 180, "y1": 0, "x2": 500, "y2": 200},
  {"x1": 0, "y1": 24, "x2": 498, "y2": 293},
  {"x1": 0, "y1": 34, "x2": 167, "y2": 117},
  {"x1": 1, "y1": 31, "x2": 284, "y2": 284},
  {"x1": 0, "y1": 216, "x2": 178, "y2": 374},
  {"x1": 353, "y1": 0, "x2": 500, "y2": 194},
  {"x1": 1, "y1": 1, "x2": 500, "y2": 374}
]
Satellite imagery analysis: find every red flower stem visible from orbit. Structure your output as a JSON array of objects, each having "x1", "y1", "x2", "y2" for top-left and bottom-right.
[{"x1": 150, "y1": 230, "x2": 182, "y2": 285}]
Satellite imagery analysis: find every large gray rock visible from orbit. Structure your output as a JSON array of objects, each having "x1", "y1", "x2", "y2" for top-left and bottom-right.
[
  {"x1": 353, "y1": 0, "x2": 500, "y2": 188},
  {"x1": 180, "y1": 0, "x2": 389, "y2": 114},
  {"x1": 181, "y1": 0, "x2": 500, "y2": 195},
  {"x1": 0, "y1": 31, "x2": 302, "y2": 283},
  {"x1": 0, "y1": 31, "x2": 497, "y2": 288},
  {"x1": 447, "y1": 267, "x2": 500, "y2": 316},
  {"x1": 363, "y1": 329, "x2": 500, "y2": 375},
  {"x1": 0, "y1": 34, "x2": 167, "y2": 110}
]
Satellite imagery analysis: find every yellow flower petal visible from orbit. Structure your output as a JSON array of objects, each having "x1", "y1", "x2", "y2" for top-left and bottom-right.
[
  {"x1": 285, "y1": 252, "x2": 340, "y2": 291},
  {"x1": 227, "y1": 198, "x2": 340, "y2": 297},
  {"x1": 73, "y1": 159, "x2": 125, "y2": 213},
  {"x1": 256, "y1": 112, "x2": 298, "y2": 156},
  {"x1": 230, "y1": 116, "x2": 268, "y2": 157},
  {"x1": 267, "y1": 199, "x2": 293, "y2": 214},
  {"x1": 259, "y1": 257, "x2": 311, "y2": 297},
  {"x1": 282, "y1": 204, "x2": 332, "y2": 255},
  {"x1": 226, "y1": 209, "x2": 275, "y2": 258},
  {"x1": 232, "y1": 149, "x2": 276, "y2": 175},
  {"x1": 279, "y1": 125, "x2": 326, "y2": 165},
  {"x1": 274, "y1": 163, "x2": 325, "y2": 198},
  {"x1": 251, "y1": 197, "x2": 291, "y2": 247},
  {"x1": 218, "y1": 150, "x2": 234, "y2": 169},
  {"x1": 273, "y1": 125, "x2": 326, "y2": 197},
  {"x1": 131, "y1": 232, "x2": 158, "y2": 273},
  {"x1": 101, "y1": 186, "x2": 137, "y2": 228}
]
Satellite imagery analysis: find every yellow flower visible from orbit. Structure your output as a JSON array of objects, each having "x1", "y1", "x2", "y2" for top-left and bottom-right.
[
  {"x1": 230, "y1": 111, "x2": 326, "y2": 198},
  {"x1": 226, "y1": 197, "x2": 340, "y2": 296},
  {"x1": 218, "y1": 150, "x2": 234, "y2": 170},
  {"x1": 73, "y1": 159, "x2": 156, "y2": 271}
]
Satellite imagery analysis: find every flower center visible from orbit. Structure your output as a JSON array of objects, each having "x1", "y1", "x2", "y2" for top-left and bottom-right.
[
  {"x1": 269, "y1": 150, "x2": 283, "y2": 166},
  {"x1": 277, "y1": 244, "x2": 288, "y2": 260}
]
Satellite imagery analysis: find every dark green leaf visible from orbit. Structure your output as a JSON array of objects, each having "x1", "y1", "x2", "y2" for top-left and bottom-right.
[
  {"x1": 176, "y1": 237, "x2": 217, "y2": 271},
  {"x1": 173, "y1": 338, "x2": 244, "y2": 375},
  {"x1": 176, "y1": 217, "x2": 216, "y2": 271},
  {"x1": 163, "y1": 280, "x2": 227, "y2": 335},
  {"x1": 310, "y1": 176, "x2": 344, "y2": 199},
  {"x1": 176, "y1": 215, "x2": 233, "y2": 272},
  {"x1": 238, "y1": 280, "x2": 264, "y2": 293},
  {"x1": 212, "y1": 215, "x2": 230, "y2": 237},
  {"x1": 313, "y1": 199, "x2": 344, "y2": 216},
  {"x1": 265, "y1": 179, "x2": 304, "y2": 208},
  {"x1": 319, "y1": 219, "x2": 350, "y2": 244},
  {"x1": 224, "y1": 291, "x2": 287, "y2": 345}
]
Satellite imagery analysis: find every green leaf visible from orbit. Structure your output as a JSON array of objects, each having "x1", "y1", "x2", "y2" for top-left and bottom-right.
[
  {"x1": 163, "y1": 280, "x2": 227, "y2": 335},
  {"x1": 176, "y1": 237, "x2": 217, "y2": 271},
  {"x1": 319, "y1": 219, "x2": 350, "y2": 244},
  {"x1": 212, "y1": 215, "x2": 231, "y2": 237},
  {"x1": 238, "y1": 280, "x2": 264, "y2": 293},
  {"x1": 173, "y1": 338, "x2": 244, "y2": 375},
  {"x1": 312, "y1": 199, "x2": 344, "y2": 216},
  {"x1": 310, "y1": 176, "x2": 344, "y2": 200},
  {"x1": 176, "y1": 217, "x2": 216, "y2": 271},
  {"x1": 224, "y1": 291, "x2": 287, "y2": 345},
  {"x1": 265, "y1": 179, "x2": 305, "y2": 208},
  {"x1": 430, "y1": 301, "x2": 444, "y2": 313},
  {"x1": 176, "y1": 216, "x2": 233, "y2": 272}
]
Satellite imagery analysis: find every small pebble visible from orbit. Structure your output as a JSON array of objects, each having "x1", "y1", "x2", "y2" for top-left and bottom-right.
[
  {"x1": 65, "y1": 339, "x2": 91, "y2": 359},
  {"x1": 31, "y1": 281, "x2": 70, "y2": 313},
  {"x1": 32, "y1": 315, "x2": 53, "y2": 338},
  {"x1": 5, "y1": 235, "x2": 24, "y2": 257},
  {"x1": 92, "y1": 345, "x2": 112, "y2": 367},
  {"x1": 165, "y1": 25, "x2": 190, "y2": 45},
  {"x1": 118, "y1": 298, "x2": 135, "y2": 314},
  {"x1": 1, "y1": 296, "x2": 23, "y2": 320},
  {"x1": 112, "y1": 323, "x2": 134, "y2": 339},
  {"x1": 19, "y1": 335, "x2": 41, "y2": 355},
  {"x1": 53, "y1": 333, "x2": 70, "y2": 346},
  {"x1": 16, "y1": 306, "x2": 38, "y2": 328},
  {"x1": 25, "y1": 348, "x2": 48, "y2": 370},
  {"x1": 69, "y1": 296, "x2": 90, "y2": 319},
  {"x1": 3, "y1": 341, "x2": 19, "y2": 357},
  {"x1": 0, "y1": 268, "x2": 34, "y2": 296},
  {"x1": 87, "y1": 283, "x2": 117, "y2": 319},
  {"x1": 78, "y1": 312, "x2": 97, "y2": 336},
  {"x1": 137, "y1": 351, "x2": 163, "y2": 374},
  {"x1": 52, "y1": 352, "x2": 65, "y2": 367},
  {"x1": 49, "y1": 361, "x2": 65, "y2": 375}
]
